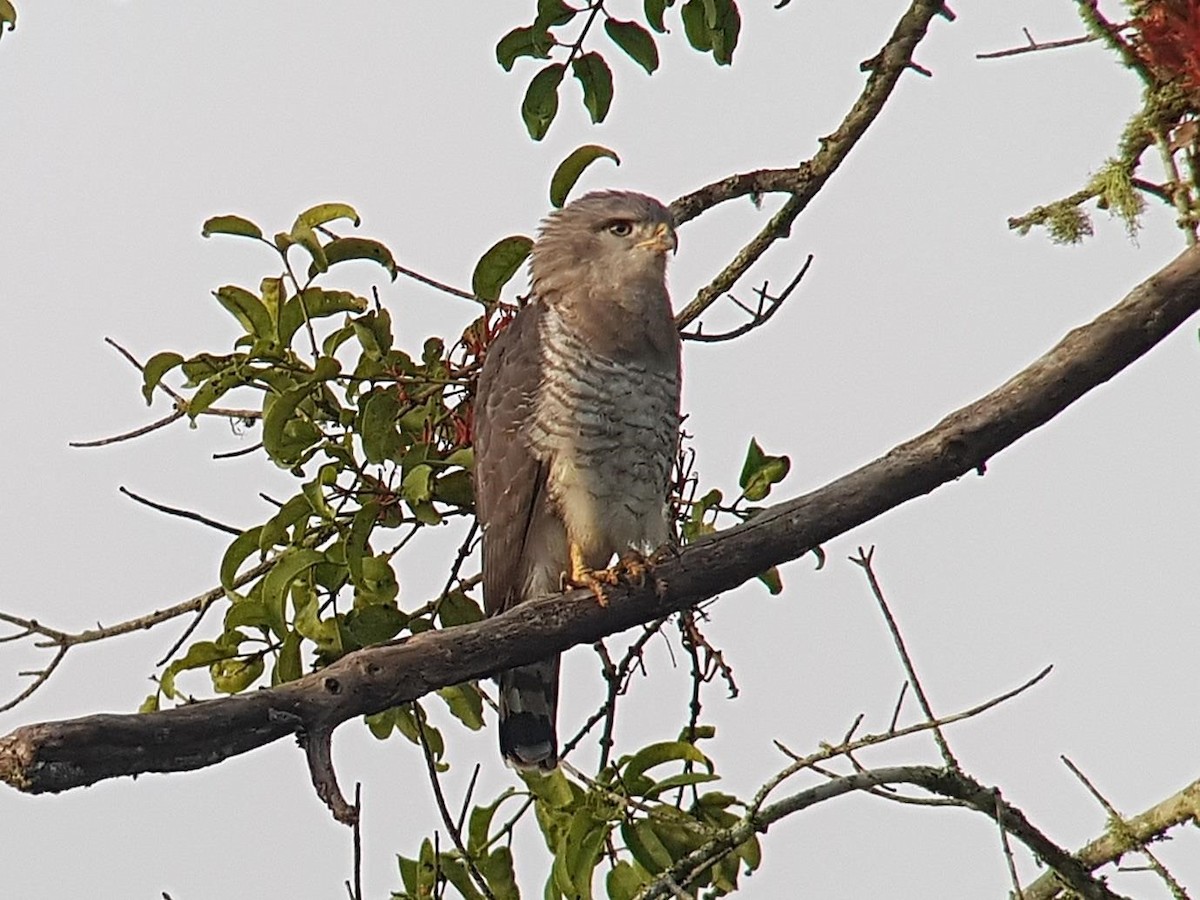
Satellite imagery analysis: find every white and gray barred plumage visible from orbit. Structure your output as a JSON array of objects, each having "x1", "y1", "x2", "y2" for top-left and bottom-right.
[{"x1": 473, "y1": 191, "x2": 682, "y2": 769}]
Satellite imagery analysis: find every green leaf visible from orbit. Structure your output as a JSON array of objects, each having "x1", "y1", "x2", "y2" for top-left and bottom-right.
[
  {"x1": 366, "y1": 707, "x2": 397, "y2": 740},
  {"x1": 262, "y1": 384, "x2": 321, "y2": 467},
  {"x1": 350, "y1": 309, "x2": 395, "y2": 360},
  {"x1": 210, "y1": 654, "x2": 265, "y2": 694},
  {"x1": 201, "y1": 214, "x2": 263, "y2": 240},
  {"x1": 262, "y1": 548, "x2": 325, "y2": 629},
  {"x1": 276, "y1": 221, "x2": 328, "y2": 273},
  {"x1": 271, "y1": 631, "x2": 302, "y2": 685},
  {"x1": 478, "y1": 847, "x2": 520, "y2": 900},
  {"x1": 223, "y1": 598, "x2": 271, "y2": 632},
  {"x1": 496, "y1": 25, "x2": 554, "y2": 71},
  {"x1": 301, "y1": 463, "x2": 340, "y2": 521},
  {"x1": 400, "y1": 463, "x2": 433, "y2": 506},
  {"x1": 140, "y1": 351, "x2": 183, "y2": 404},
  {"x1": 536, "y1": 0, "x2": 576, "y2": 28},
  {"x1": 281, "y1": 288, "x2": 369, "y2": 348},
  {"x1": 311, "y1": 236, "x2": 397, "y2": 280},
  {"x1": 604, "y1": 19, "x2": 659, "y2": 74},
  {"x1": 439, "y1": 590, "x2": 484, "y2": 627},
  {"x1": 620, "y1": 819, "x2": 674, "y2": 875},
  {"x1": 570, "y1": 53, "x2": 614, "y2": 125},
  {"x1": 353, "y1": 554, "x2": 400, "y2": 608},
  {"x1": 432, "y1": 469, "x2": 475, "y2": 508},
  {"x1": 220, "y1": 526, "x2": 264, "y2": 602},
  {"x1": 472, "y1": 235, "x2": 533, "y2": 302},
  {"x1": 738, "y1": 438, "x2": 790, "y2": 501},
  {"x1": 343, "y1": 603, "x2": 406, "y2": 647},
  {"x1": 757, "y1": 565, "x2": 783, "y2": 595},
  {"x1": 161, "y1": 640, "x2": 233, "y2": 698},
  {"x1": 138, "y1": 692, "x2": 160, "y2": 714},
  {"x1": 259, "y1": 493, "x2": 312, "y2": 553},
  {"x1": 359, "y1": 389, "x2": 404, "y2": 464},
  {"x1": 622, "y1": 740, "x2": 712, "y2": 791},
  {"x1": 468, "y1": 790, "x2": 516, "y2": 855},
  {"x1": 644, "y1": 0, "x2": 675, "y2": 33},
  {"x1": 643, "y1": 771, "x2": 721, "y2": 798},
  {"x1": 550, "y1": 144, "x2": 621, "y2": 209},
  {"x1": 521, "y1": 63, "x2": 566, "y2": 141},
  {"x1": 607, "y1": 860, "x2": 648, "y2": 900},
  {"x1": 295, "y1": 202, "x2": 360, "y2": 230},
  {"x1": 440, "y1": 857, "x2": 486, "y2": 900},
  {"x1": 214, "y1": 285, "x2": 274, "y2": 340},
  {"x1": 437, "y1": 683, "x2": 485, "y2": 730},
  {"x1": 680, "y1": 0, "x2": 739, "y2": 64}
]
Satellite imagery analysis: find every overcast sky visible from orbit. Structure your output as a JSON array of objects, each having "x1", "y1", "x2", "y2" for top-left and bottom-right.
[{"x1": 2, "y1": 2, "x2": 1198, "y2": 898}]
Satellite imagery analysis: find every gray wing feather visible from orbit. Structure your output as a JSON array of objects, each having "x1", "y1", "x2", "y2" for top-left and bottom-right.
[{"x1": 473, "y1": 305, "x2": 545, "y2": 616}]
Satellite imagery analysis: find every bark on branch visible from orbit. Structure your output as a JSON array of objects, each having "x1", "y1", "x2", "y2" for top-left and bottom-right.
[{"x1": 2, "y1": 245, "x2": 1199, "y2": 801}]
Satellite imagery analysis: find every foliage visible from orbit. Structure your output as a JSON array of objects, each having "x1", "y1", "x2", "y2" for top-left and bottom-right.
[
  {"x1": 393, "y1": 736, "x2": 760, "y2": 900},
  {"x1": 499, "y1": 0, "x2": 742, "y2": 140}
]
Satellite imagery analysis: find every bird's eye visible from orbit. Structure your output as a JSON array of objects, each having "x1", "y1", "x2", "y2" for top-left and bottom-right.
[{"x1": 606, "y1": 221, "x2": 634, "y2": 237}]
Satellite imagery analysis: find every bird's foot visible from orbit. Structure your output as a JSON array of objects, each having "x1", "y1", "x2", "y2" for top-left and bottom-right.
[
  {"x1": 567, "y1": 543, "x2": 618, "y2": 606},
  {"x1": 615, "y1": 550, "x2": 651, "y2": 587}
]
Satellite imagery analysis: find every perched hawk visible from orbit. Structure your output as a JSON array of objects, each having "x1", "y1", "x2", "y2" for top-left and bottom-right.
[{"x1": 473, "y1": 191, "x2": 682, "y2": 770}]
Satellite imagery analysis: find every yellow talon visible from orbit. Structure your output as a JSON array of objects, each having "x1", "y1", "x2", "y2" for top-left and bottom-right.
[{"x1": 568, "y1": 542, "x2": 615, "y2": 606}]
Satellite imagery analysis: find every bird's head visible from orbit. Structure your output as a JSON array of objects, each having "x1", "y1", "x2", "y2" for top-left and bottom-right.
[{"x1": 529, "y1": 191, "x2": 677, "y2": 301}]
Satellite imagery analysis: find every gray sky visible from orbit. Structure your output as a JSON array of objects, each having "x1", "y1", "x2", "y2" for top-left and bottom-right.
[{"x1": 2, "y1": 1, "x2": 1198, "y2": 897}]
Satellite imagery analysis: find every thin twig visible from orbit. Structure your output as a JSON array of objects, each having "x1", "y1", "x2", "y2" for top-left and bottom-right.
[
  {"x1": 347, "y1": 782, "x2": 363, "y2": 900},
  {"x1": 118, "y1": 486, "x2": 242, "y2": 535},
  {"x1": 415, "y1": 709, "x2": 495, "y2": 900},
  {"x1": 850, "y1": 546, "x2": 958, "y2": 769},
  {"x1": 998, "y1": 788, "x2": 1028, "y2": 900},
  {"x1": 680, "y1": 256, "x2": 812, "y2": 343},
  {"x1": 976, "y1": 29, "x2": 1096, "y2": 60},
  {"x1": 69, "y1": 409, "x2": 187, "y2": 448},
  {"x1": 395, "y1": 263, "x2": 478, "y2": 302},
  {"x1": 761, "y1": 664, "x2": 1052, "y2": 812},
  {"x1": 0, "y1": 645, "x2": 67, "y2": 714}
]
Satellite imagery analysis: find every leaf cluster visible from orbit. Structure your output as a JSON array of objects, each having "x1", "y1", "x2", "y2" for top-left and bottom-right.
[
  {"x1": 395, "y1": 734, "x2": 760, "y2": 900},
  {"x1": 498, "y1": 0, "x2": 742, "y2": 140},
  {"x1": 141, "y1": 205, "x2": 498, "y2": 713}
]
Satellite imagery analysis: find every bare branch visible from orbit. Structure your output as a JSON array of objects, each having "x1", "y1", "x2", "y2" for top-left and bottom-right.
[
  {"x1": 680, "y1": 257, "x2": 812, "y2": 344},
  {"x1": 416, "y1": 708, "x2": 495, "y2": 900},
  {"x1": 395, "y1": 262, "x2": 479, "y2": 303},
  {"x1": 68, "y1": 409, "x2": 187, "y2": 448},
  {"x1": 850, "y1": 546, "x2": 958, "y2": 769},
  {"x1": 118, "y1": 486, "x2": 243, "y2": 536},
  {"x1": 671, "y1": 0, "x2": 950, "y2": 330},
  {"x1": 976, "y1": 28, "x2": 1097, "y2": 60},
  {"x1": 1, "y1": 244, "x2": 1198, "y2": 799}
]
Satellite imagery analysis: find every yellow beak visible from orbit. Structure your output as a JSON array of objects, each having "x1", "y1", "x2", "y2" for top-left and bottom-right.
[{"x1": 637, "y1": 222, "x2": 678, "y2": 254}]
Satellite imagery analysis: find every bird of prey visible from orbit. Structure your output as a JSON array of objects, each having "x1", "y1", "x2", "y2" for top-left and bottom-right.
[{"x1": 472, "y1": 191, "x2": 682, "y2": 770}]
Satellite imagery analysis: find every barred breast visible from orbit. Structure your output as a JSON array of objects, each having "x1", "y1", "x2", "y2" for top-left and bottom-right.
[{"x1": 527, "y1": 306, "x2": 680, "y2": 568}]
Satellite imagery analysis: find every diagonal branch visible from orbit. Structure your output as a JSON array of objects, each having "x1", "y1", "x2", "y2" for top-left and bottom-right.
[
  {"x1": 2, "y1": 245, "x2": 1199, "y2": 802},
  {"x1": 638, "y1": 766, "x2": 1127, "y2": 900},
  {"x1": 671, "y1": 0, "x2": 949, "y2": 330}
]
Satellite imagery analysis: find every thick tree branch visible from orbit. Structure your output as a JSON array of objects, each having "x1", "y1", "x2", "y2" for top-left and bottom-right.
[{"x1": 2, "y1": 245, "x2": 1199, "y2": 799}]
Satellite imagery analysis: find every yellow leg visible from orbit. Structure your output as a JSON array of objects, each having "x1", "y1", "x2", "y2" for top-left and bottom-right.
[{"x1": 567, "y1": 542, "x2": 615, "y2": 606}]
